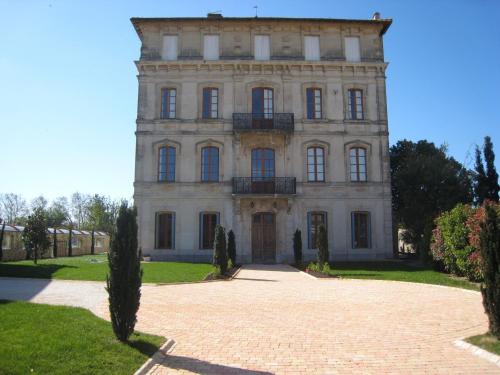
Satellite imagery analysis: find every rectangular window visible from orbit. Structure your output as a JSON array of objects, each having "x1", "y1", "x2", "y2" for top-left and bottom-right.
[
  {"x1": 199, "y1": 212, "x2": 219, "y2": 249},
  {"x1": 306, "y1": 88, "x2": 322, "y2": 119},
  {"x1": 94, "y1": 237, "x2": 103, "y2": 248},
  {"x1": 156, "y1": 212, "x2": 175, "y2": 249},
  {"x1": 352, "y1": 212, "x2": 371, "y2": 249},
  {"x1": 161, "y1": 35, "x2": 178, "y2": 61},
  {"x1": 347, "y1": 89, "x2": 363, "y2": 120},
  {"x1": 202, "y1": 88, "x2": 218, "y2": 119},
  {"x1": 70, "y1": 236, "x2": 80, "y2": 248},
  {"x1": 254, "y1": 35, "x2": 270, "y2": 60},
  {"x1": 345, "y1": 36, "x2": 361, "y2": 62},
  {"x1": 203, "y1": 35, "x2": 219, "y2": 60},
  {"x1": 2, "y1": 234, "x2": 11, "y2": 250},
  {"x1": 307, "y1": 147, "x2": 325, "y2": 182},
  {"x1": 201, "y1": 147, "x2": 219, "y2": 182},
  {"x1": 304, "y1": 36, "x2": 320, "y2": 61},
  {"x1": 350, "y1": 147, "x2": 367, "y2": 182},
  {"x1": 161, "y1": 88, "x2": 176, "y2": 119},
  {"x1": 307, "y1": 212, "x2": 327, "y2": 249},
  {"x1": 158, "y1": 146, "x2": 176, "y2": 182}
]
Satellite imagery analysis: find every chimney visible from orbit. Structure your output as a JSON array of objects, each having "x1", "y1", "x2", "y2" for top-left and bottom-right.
[
  {"x1": 372, "y1": 12, "x2": 381, "y2": 20},
  {"x1": 207, "y1": 12, "x2": 223, "y2": 19}
]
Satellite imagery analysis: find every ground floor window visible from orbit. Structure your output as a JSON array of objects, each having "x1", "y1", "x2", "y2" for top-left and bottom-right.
[
  {"x1": 94, "y1": 237, "x2": 104, "y2": 248},
  {"x1": 156, "y1": 212, "x2": 175, "y2": 249},
  {"x1": 307, "y1": 211, "x2": 327, "y2": 249},
  {"x1": 70, "y1": 236, "x2": 80, "y2": 248},
  {"x1": 2, "y1": 234, "x2": 11, "y2": 250},
  {"x1": 199, "y1": 212, "x2": 220, "y2": 249},
  {"x1": 352, "y1": 212, "x2": 371, "y2": 249}
]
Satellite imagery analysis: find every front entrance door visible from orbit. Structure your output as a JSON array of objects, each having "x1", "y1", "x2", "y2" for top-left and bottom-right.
[{"x1": 252, "y1": 212, "x2": 276, "y2": 263}]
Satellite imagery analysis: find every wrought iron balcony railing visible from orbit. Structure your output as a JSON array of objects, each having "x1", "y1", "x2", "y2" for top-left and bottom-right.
[
  {"x1": 232, "y1": 177, "x2": 296, "y2": 195},
  {"x1": 232, "y1": 113, "x2": 294, "y2": 133}
]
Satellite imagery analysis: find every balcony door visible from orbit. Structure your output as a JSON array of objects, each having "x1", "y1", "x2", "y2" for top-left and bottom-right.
[
  {"x1": 252, "y1": 88, "x2": 274, "y2": 129},
  {"x1": 251, "y1": 148, "x2": 275, "y2": 194},
  {"x1": 252, "y1": 212, "x2": 276, "y2": 263}
]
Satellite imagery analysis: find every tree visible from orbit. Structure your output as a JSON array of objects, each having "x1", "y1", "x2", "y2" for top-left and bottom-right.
[
  {"x1": 474, "y1": 147, "x2": 489, "y2": 205},
  {"x1": 68, "y1": 224, "x2": 73, "y2": 257},
  {"x1": 479, "y1": 205, "x2": 500, "y2": 338},
  {"x1": 213, "y1": 225, "x2": 227, "y2": 274},
  {"x1": 484, "y1": 136, "x2": 499, "y2": 203},
  {"x1": 71, "y1": 192, "x2": 89, "y2": 229},
  {"x1": 391, "y1": 140, "x2": 473, "y2": 260},
  {"x1": 52, "y1": 228, "x2": 58, "y2": 258},
  {"x1": 22, "y1": 208, "x2": 50, "y2": 264},
  {"x1": 293, "y1": 229, "x2": 302, "y2": 264},
  {"x1": 85, "y1": 195, "x2": 117, "y2": 234},
  {"x1": 316, "y1": 224, "x2": 329, "y2": 266},
  {"x1": 227, "y1": 229, "x2": 236, "y2": 266},
  {"x1": 0, "y1": 193, "x2": 28, "y2": 224},
  {"x1": 31, "y1": 196, "x2": 48, "y2": 212},
  {"x1": 0, "y1": 219, "x2": 5, "y2": 261},
  {"x1": 91, "y1": 230, "x2": 95, "y2": 255},
  {"x1": 46, "y1": 197, "x2": 70, "y2": 228},
  {"x1": 106, "y1": 203, "x2": 142, "y2": 342}
]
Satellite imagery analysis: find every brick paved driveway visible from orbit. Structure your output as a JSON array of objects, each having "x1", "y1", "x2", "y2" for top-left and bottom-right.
[{"x1": 101, "y1": 265, "x2": 497, "y2": 374}]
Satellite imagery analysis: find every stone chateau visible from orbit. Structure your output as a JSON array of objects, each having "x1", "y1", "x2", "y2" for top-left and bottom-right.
[{"x1": 131, "y1": 13, "x2": 393, "y2": 263}]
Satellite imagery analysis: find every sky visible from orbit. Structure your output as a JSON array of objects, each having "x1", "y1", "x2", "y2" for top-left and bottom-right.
[{"x1": 1, "y1": 0, "x2": 499, "y2": 202}]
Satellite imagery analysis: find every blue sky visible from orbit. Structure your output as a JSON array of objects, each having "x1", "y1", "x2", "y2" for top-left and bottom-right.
[{"x1": 1, "y1": 0, "x2": 499, "y2": 201}]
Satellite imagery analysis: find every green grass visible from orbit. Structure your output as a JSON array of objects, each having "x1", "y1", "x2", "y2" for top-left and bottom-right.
[
  {"x1": 466, "y1": 333, "x2": 500, "y2": 355},
  {"x1": 0, "y1": 300, "x2": 164, "y2": 375},
  {"x1": 0, "y1": 254, "x2": 213, "y2": 283},
  {"x1": 304, "y1": 261, "x2": 479, "y2": 291}
]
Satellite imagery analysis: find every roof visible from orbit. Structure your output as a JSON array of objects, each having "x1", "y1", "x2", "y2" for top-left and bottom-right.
[
  {"x1": 2, "y1": 225, "x2": 108, "y2": 237},
  {"x1": 131, "y1": 16, "x2": 392, "y2": 41}
]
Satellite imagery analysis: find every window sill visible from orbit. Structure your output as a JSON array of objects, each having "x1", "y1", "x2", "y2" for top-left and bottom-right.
[
  {"x1": 344, "y1": 119, "x2": 369, "y2": 124},
  {"x1": 303, "y1": 119, "x2": 329, "y2": 123},
  {"x1": 157, "y1": 180, "x2": 176, "y2": 183},
  {"x1": 154, "y1": 248, "x2": 175, "y2": 251}
]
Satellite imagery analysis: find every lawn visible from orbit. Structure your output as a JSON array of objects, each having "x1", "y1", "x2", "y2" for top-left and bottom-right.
[
  {"x1": 302, "y1": 261, "x2": 479, "y2": 291},
  {"x1": 0, "y1": 254, "x2": 213, "y2": 283},
  {"x1": 466, "y1": 333, "x2": 500, "y2": 355},
  {"x1": 0, "y1": 300, "x2": 164, "y2": 375}
]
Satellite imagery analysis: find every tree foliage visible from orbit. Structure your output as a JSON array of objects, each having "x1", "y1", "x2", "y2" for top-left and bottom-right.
[
  {"x1": 316, "y1": 224, "x2": 329, "y2": 266},
  {"x1": 106, "y1": 203, "x2": 142, "y2": 342},
  {"x1": 293, "y1": 229, "x2": 302, "y2": 264},
  {"x1": 0, "y1": 219, "x2": 5, "y2": 261},
  {"x1": 227, "y1": 229, "x2": 236, "y2": 266},
  {"x1": 474, "y1": 136, "x2": 499, "y2": 204},
  {"x1": 391, "y1": 140, "x2": 473, "y2": 259},
  {"x1": 0, "y1": 193, "x2": 28, "y2": 224},
  {"x1": 213, "y1": 225, "x2": 227, "y2": 274},
  {"x1": 22, "y1": 208, "x2": 50, "y2": 264}
]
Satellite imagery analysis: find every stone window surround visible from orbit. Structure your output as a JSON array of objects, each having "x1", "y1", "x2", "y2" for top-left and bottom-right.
[
  {"x1": 197, "y1": 82, "x2": 224, "y2": 120},
  {"x1": 341, "y1": 32, "x2": 363, "y2": 61},
  {"x1": 344, "y1": 140, "x2": 371, "y2": 183},
  {"x1": 195, "y1": 139, "x2": 225, "y2": 183},
  {"x1": 152, "y1": 139, "x2": 181, "y2": 183},
  {"x1": 343, "y1": 83, "x2": 368, "y2": 121},
  {"x1": 156, "y1": 82, "x2": 182, "y2": 120},
  {"x1": 155, "y1": 211, "x2": 176, "y2": 250},
  {"x1": 301, "y1": 139, "x2": 330, "y2": 183},
  {"x1": 349, "y1": 210, "x2": 372, "y2": 249},
  {"x1": 301, "y1": 82, "x2": 327, "y2": 121},
  {"x1": 244, "y1": 81, "x2": 283, "y2": 113},
  {"x1": 199, "y1": 211, "x2": 221, "y2": 250}
]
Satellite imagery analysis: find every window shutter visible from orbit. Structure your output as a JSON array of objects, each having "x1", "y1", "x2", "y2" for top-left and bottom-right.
[
  {"x1": 351, "y1": 213, "x2": 355, "y2": 248},
  {"x1": 162, "y1": 35, "x2": 178, "y2": 60},
  {"x1": 307, "y1": 212, "x2": 312, "y2": 249},
  {"x1": 345, "y1": 37, "x2": 360, "y2": 62},
  {"x1": 304, "y1": 36, "x2": 320, "y2": 61},
  {"x1": 252, "y1": 88, "x2": 264, "y2": 114},
  {"x1": 204, "y1": 35, "x2": 219, "y2": 60},
  {"x1": 367, "y1": 213, "x2": 372, "y2": 248},
  {"x1": 199, "y1": 212, "x2": 203, "y2": 249},
  {"x1": 306, "y1": 88, "x2": 314, "y2": 119},
  {"x1": 202, "y1": 88, "x2": 210, "y2": 118},
  {"x1": 255, "y1": 35, "x2": 270, "y2": 60},
  {"x1": 172, "y1": 213, "x2": 176, "y2": 249}
]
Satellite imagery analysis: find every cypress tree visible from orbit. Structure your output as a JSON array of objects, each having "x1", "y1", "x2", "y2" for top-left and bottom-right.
[
  {"x1": 293, "y1": 229, "x2": 302, "y2": 264},
  {"x1": 68, "y1": 227, "x2": 73, "y2": 257},
  {"x1": 227, "y1": 229, "x2": 236, "y2": 266},
  {"x1": 53, "y1": 228, "x2": 58, "y2": 258},
  {"x1": 484, "y1": 136, "x2": 500, "y2": 203},
  {"x1": 316, "y1": 224, "x2": 329, "y2": 267},
  {"x1": 106, "y1": 203, "x2": 142, "y2": 342},
  {"x1": 213, "y1": 225, "x2": 227, "y2": 274},
  {"x1": 474, "y1": 147, "x2": 488, "y2": 205}
]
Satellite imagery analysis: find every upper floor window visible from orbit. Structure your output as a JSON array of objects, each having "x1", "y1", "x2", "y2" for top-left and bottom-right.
[
  {"x1": 252, "y1": 87, "x2": 273, "y2": 119},
  {"x1": 161, "y1": 35, "x2": 178, "y2": 61},
  {"x1": 345, "y1": 36, "x2": 360, "y2": 62},
  {"x1": 350, "y1": 147, "x2": 367, "y2": 182},
  {"x1": 203, "y1": 35, "x2": 219, "y2": 60},
  {"x1": 306, "y1": 88, "x2": 322, "y2": 119},
  {"x1": 201, "y1": 147, "x2": 219, "y2": 182},
  {"x1": 156, "y1": 212, "x2": 175, "y2": 249},
  {"x1": 347, "y1": 89, "x2": 363, "y2": 120},
  {"x1": 352, "y1": 212, "x2": 371, "y2": 249},
  {"x1": 202, "y1": 88, "x2": 218, "y2": 119},
  {"x1": 161, "y1": 88, "x2": 176, "y2": 119},
  {"x1": 304, "y1": 36, "x2": 320, "y2": 61},
  {"x1": 307, "y1": 147, "x2": 325, "y2": 182},
  {"x1": 252, "y1": 148, "x2": 275, "y2": 178},
  {"x1": 307, "y1": 211, "x2": 327, "y2": 249},
  {"x1": 158, "y1": 146, "x2": 176, "y2": 182},
  {"x1": 199, "y1": 212, "x2": 219, "y2": 249},
  {"x1": 254, "y1": 35, "x2": 270, "y2": 60}
]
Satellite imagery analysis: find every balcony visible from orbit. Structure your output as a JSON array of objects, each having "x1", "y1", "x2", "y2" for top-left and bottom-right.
[
  {"x1": 232, "y1": 177, "x2": 296, "y2": 195},
  {"x1": 232, "y1": 113, "x2": 294, "y2": 133}
]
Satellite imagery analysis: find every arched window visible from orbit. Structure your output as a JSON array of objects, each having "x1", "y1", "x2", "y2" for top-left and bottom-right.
[
  {"x1": 350, "y1": 147, "x2": 367, "y2": 182},
  {"x1": 251, "y1": 148, "x2": 275, "y2": 178},
  {"x1": 158, "y1": 146, "x2": 176, "y2": 182},
  {"x1": 307, "y1": 147, "x2": 325, "y2": 182},
  {"x1": 201, "y1": 147, "x2": 219, "y2": 182}
]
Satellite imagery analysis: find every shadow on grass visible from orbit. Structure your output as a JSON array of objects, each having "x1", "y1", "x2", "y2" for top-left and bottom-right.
[
  {"x1": 0, "y1": 263, "x2": 77, "y2": 279},
  {"x1": 128, "y1": 339, "x2": 160, "y2": 357}
]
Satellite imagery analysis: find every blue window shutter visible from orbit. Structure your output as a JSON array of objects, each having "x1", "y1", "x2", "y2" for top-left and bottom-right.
[
  {"x1": 351, "y1": 213, "x2": 355, "y2": 248},
  {"x1": 161, "y1": 90, "x2": 168, "y2": 119},
  {"x1": 307, "y1": 212, "x2": 311, "y2": 249},
  {"x1": 252, "y1": 88, "x2": 263, "y2": 115},
  {"x1": 367, "y1": 213, "x2": 372, "y2": 248},
  {"x1": 202, "y1": 88, "x2": 210, "y2": 118},
  {"x1": 172, "y1": 213, "x2": 176, "y2": 249},
  {"x1": 306, "y1": 88, "x2": 314, "y2": 119},
  {"x1": 199, "y1": 212, "x2": 203, "y2": 249}
]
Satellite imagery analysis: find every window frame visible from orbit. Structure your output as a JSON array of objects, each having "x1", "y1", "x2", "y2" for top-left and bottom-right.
[
  {"x1": 199, "y1": 212, "x2": 220, "y2": 250},
  {"x1": 351, "y1": 211, "x2": 371, "y2": 249},
  {"x1": 202, "y1": 87, "x2": 219, "y2": 119},
  {"x1": 251, "y1": 148, "x2": 275, "y2": 178},
  {"x1": 306, "y1": 88, "x2": 322, "y2": 119},
  {"x1": 161, "y1": 35, "x2": 178, "y2": 61},
  {"x1": 201, "y1": 146, "x2": 219, "y2": 182},
  {"x1": 203, "y1": 34, "x2": 220, "y2": 61},
  {"x1": 344, "y1": 36, "x2": 361, "y2": 62},
  {"x1": 160, "y1": 88, "x2": 177, "y2": 119},
  {"x1": 155, "y1": 212, "x2": 175, "y2": 250},
  {"x1": 307, "y1": 146, "x2": 325, "y2": 182},
  {"x1": 307, "y1": 211, "x2": 327, "y2": 249},
  {"x1": 254, "y1": 35, "x2": 270, "y2": 61},
  {"x1": 158, "y1": 146, "x2": 176, "y2": 182},
  {"x1": 304, "y1": 35, "x2": 320, "y2": 61},
  {"x1": 349, "y1": 147, "x2": 367, "y2": 182},
  {"x1": 347, "y1": 89, "x2": 364, "y2": 120}
]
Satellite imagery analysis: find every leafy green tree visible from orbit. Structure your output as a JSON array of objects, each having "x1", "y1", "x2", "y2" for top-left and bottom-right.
[
  {"x1": 227, "y1": 229, "x2": 236, "y2": 266},
  {"x1": 213, "y1": 225, "x2": 227, "y2": 274},
  {"x1": 0, "y1": 193, "x2": 28, "y2": 224},
  {"x1": 316, "y1": 224, "x2": 329, "y2": 267},
  {"x1": 22, "y1": 208, "x2": 50, "y2": 264},
  {"x1": 106, "y1": 203, "x2": 142, "y2": 342},
  {"x1": 391, "y1": 140, "x2": 473, "y2": 260},
  {"x1": 46, "y1": 197, "x2": 70, "y2": 227},
  {"x1": 479, "y1": 205, "x2": 500, "y2": 338},
  {"x1": 85, "y1": 195, "x2": 119, "y2": 234},
  {"x1": 293, "y1": 229, "x2": 302, "y2": 264}
]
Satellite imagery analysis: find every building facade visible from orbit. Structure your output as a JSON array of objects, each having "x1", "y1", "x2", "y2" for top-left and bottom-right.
[{"x1": 131, "y1": 14, "x2": 393, "y2": 263}]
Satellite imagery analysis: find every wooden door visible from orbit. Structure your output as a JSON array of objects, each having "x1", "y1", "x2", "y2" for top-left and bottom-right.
[{"x1": 252, "y1": 212, "x2": 276, "y2": 263}]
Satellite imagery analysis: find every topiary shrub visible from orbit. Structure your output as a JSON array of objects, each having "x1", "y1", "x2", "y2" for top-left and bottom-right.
[
  {"x1": 213, "y1": 225, "x2": 227, "y2": 275},
  {"x1": 293, "y1": 229, "x2": 302, "y2": 265},
  {"x1": 479, "y1": 205, "x2": 500, "y2": 339},
  {"x1": 316, "y1": 224, "x2": 329, "y2": 267},
  {"x1": 227, "y1": 229, "x2": 236, "y2": 266},
  {"x1": 106, "y1": 203, "x2": 142, "y2": 342}
]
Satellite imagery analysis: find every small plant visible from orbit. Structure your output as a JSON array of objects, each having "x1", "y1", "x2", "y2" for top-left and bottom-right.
[
  {"x1": 307, "y1": 261, "x2": 332, "y2": 275},
  {"x1": 316, "y1": 224, "x2": 329, "y2": 267},
  {"x1": 227, "y1": 258, "x2": 234, "y2": 270},
  {"x1": 22, "y1": 208, "x2": 50, "y2": 264},
  {"x1": 227, "y1": 229, "x2": 236, "y2": 266},
  {"x1": 293, "y1": 229, "x2": 302, "y2": 264},
  {"x1": 213, "y1": 225, "x2": 227, "y2": 275}
]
